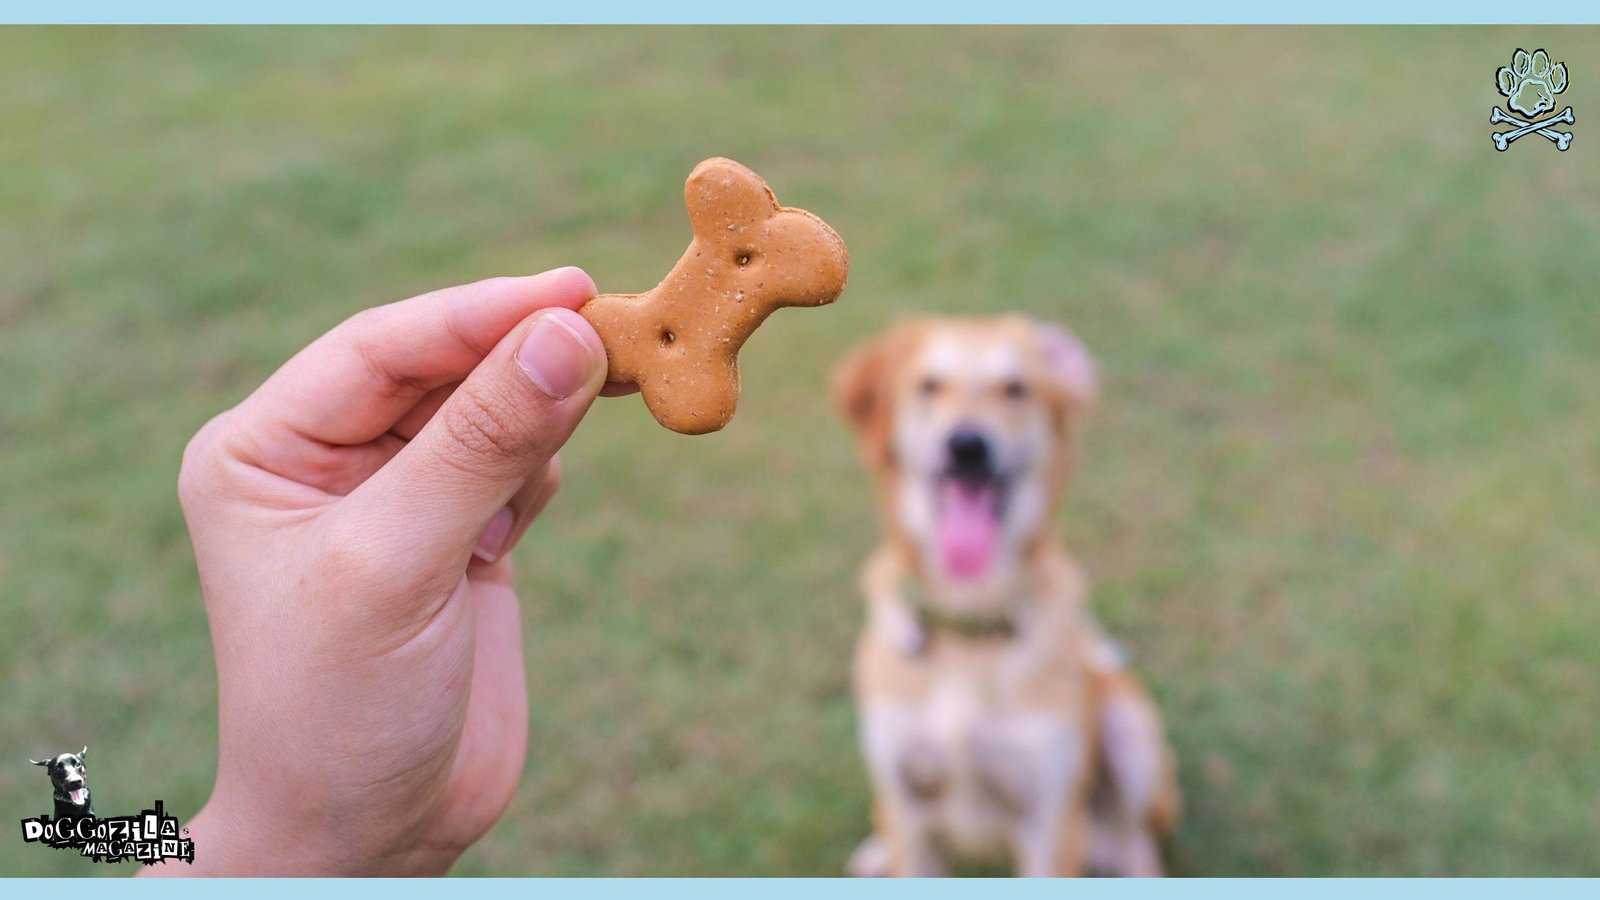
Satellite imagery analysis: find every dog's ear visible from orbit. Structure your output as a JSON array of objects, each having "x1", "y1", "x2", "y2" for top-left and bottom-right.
[
  {"x1": 832, "y1": 325, "x2": 912, "y2": 468},
  {"x1": 1035, "y1": 322, "x2": 1097, "y2": 426},
  {"x1": 30, "y1": 758, "x2": 49, "y2": 767},
  {"x1": 1036, "y1": 320, "x2": 1100, "y2": 438},
  {"x1": 1033, "y1": 321, "x2": 1096, "y2": 494},
  {"x1": 79, "y1": 747, "x2": 87, "y2": 760}
]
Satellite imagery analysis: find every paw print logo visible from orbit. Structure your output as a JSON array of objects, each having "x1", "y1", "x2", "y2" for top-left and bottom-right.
[
  {"x1": 1499, "y1": 49, "x2": 1567, "y2": 116},
  {"x1": 1491, "y1": 48, "x2": 1573, "y2": 151}
]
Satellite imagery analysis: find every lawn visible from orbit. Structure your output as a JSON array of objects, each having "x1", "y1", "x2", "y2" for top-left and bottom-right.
[{"x1": 1, "y1": 26, "x2": 1597, "y2": 876}]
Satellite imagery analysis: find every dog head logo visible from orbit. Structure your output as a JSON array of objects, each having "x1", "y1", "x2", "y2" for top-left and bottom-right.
[
  {"x1": 1492, "y1": 48, "x2": 1574, "y2": 151},
  {"x1": 30, "y1": 747, "x2": 93, "y2": 818},
  {"x1": 19, "y1": 749, "x2": 196, "y2": 864}
]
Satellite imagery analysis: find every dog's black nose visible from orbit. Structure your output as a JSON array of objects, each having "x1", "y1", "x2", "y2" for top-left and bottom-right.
[{"x1": 947, "y1": 429, "x2": 993, "y2": 479}]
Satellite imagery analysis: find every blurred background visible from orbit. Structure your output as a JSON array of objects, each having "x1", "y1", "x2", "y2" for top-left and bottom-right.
[{"x1": 2, "y1": 26, "x2": 1597, "y2": 876}]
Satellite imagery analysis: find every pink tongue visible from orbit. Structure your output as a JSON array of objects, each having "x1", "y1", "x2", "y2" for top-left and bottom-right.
[
  {"x1": 70, "y1": 788, "x2": 86, "y2": 804},
  {"x1": 936, "y1": 482, "x2": 1000, "y2": 580}
]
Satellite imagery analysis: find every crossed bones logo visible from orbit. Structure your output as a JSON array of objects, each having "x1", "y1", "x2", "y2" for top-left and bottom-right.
[{"x1": 1492, "y1": 48, "x2": 1573, "y2": 151}]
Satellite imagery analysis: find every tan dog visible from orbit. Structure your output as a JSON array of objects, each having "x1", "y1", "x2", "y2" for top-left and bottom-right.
[{"x1": 832, "y1": 316, "x2": 1180, "y2": 877}]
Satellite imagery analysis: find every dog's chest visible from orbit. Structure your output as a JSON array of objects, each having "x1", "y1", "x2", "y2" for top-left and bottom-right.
[{"x1": 862, "y1": 655, "x2": 1087, "y2": 859}]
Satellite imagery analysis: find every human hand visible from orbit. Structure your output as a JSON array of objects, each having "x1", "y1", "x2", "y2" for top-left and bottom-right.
[{"x1": 147, "y1": 268, "x2": 608, "y2": 875}]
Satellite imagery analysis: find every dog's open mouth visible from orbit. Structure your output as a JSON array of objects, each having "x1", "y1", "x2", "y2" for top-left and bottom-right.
[
  {"x1": 934, "y1": 474, "x2": 1007, "y2": 580},
  {"x1": 67, "y1": 787, "x2": 87, "y2": 806}
]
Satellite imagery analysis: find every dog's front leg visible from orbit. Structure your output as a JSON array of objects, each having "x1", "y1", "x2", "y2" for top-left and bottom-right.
[
  {"x1": 884, "y1": 805, "x2": 945, "y2": 877},
  {"x1": 1009, "y1": 809, "x2": 1091, "y2": 877},
  {"x1": 860, "y1": 703, "x2": 946, "y2": 876},
  {"x1": 982, "y1": 713, "x2": 1091, "y2": 877},
  {"x1": 1087, "y1": 670, "x2": 1179, "y2": 876}
]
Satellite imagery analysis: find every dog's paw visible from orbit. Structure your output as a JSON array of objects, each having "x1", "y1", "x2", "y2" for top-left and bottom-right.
[
  {"x1": 846, "y1": 834, "x2": 891, "y2": 877},
  {"x1": 1498, "y1": 48, "x2": 1568, "y2": 117}
]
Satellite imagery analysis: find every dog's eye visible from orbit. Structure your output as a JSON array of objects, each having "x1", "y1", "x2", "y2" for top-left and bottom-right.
[
  {"x1": 919, "y1": 377, "x2": 943, "y2": 397},
  {"x1": 1002, "y1": 379, "x2": 1029, "y2": 400}
]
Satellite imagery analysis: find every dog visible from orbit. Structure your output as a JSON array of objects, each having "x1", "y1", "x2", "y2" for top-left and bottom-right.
[
  {"x1": 832, "y1": 316, "x2": 1179, "y2": 877},
  {"x1": 31, "y1": 747, "x2": 94, "y2": 819}
]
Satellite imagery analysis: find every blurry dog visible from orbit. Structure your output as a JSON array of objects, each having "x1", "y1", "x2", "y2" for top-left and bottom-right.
[
  {"x1": 31, "y1": 747, "x2": 93, "y2": 818},
  {"x1": 832, "y1": 316, "x2": 1179, "y2": 877}
]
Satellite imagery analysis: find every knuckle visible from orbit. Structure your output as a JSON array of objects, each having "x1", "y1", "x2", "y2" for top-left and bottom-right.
[
  {"x1": 176, "y1": 411, "x2": 233, "y2": 512},
  {"x1": 339, "y1": 305, "x2": 384, "y2": 335},
  {"x1": 439, "y1": 386, "x2": 532, "y2": 469},
  {"x1": 343, "y1": 315, "x2": 433, "y2": 402}
]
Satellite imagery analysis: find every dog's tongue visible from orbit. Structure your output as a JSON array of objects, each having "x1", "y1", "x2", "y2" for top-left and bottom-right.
[
  {"x1": 70, "y1": 788, "x2": 86, "y2": 805},
  {"x1": 936, "y1": 481, "x2": 1000, "y2": 580}
]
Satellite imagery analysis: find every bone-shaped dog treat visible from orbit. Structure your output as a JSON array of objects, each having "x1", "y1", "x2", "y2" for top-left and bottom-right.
[{"x1": 579, "y1": 158, "x2": 849, "y2": 434}]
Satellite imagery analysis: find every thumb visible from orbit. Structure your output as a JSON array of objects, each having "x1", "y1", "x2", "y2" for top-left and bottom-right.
[{"x1": 340, "y1": 306, "x2": 607, "y2": 584}]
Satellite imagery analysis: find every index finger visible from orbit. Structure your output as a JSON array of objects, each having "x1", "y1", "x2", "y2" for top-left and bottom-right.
[{"x1": 238, "y1": 267, "x2": 598, "y2": 449}]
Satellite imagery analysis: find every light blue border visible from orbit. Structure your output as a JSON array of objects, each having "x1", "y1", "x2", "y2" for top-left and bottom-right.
[
  {"x1": 2, "y1": 4, "x2": 1592, "y2": 893},
  {"x1": 2, "y1": 2, "x2": 1600, "y2": 24}
]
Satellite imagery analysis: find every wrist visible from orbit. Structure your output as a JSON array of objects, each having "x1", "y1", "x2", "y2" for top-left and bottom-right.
[
  {"x1": 136, "y1": 794, "x2": 331, "y2": 876},
  {"x1": 138, "y1": 783, "x2": 461, "y2": 876}
]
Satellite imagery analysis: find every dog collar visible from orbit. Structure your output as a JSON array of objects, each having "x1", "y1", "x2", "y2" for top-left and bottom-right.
[{"x1": 901, "y1": 580, "x2": 1018, "y2": 639}]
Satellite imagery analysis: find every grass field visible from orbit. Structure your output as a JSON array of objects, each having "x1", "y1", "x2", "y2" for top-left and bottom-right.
[{"x1": 2, "y1": 26, "x2": 1598, "y2": 876}]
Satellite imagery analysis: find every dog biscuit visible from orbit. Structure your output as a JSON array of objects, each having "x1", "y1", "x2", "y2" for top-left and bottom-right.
[{"x1": 580, "y1": 157, "x2": 849, "y2": 434}]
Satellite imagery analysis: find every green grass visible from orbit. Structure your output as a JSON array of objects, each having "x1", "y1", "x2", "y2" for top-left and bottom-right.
[{"x1": 3, "y1": 26, "x2": 1598, "y2": 876}]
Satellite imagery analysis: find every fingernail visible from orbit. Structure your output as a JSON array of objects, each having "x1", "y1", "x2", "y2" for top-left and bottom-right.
[
  {"x1": 517, "y1": 310, "x2": 597, "y2": 400},
  {"x1": 473, "y1": 507, "x2": 515, "y2": 564}
]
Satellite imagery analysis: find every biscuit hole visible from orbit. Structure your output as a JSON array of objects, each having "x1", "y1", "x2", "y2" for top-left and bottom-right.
[
  {"x1": 660, "y1": 329, "x2": 677, "y2": 347},
  {"x1": 735, "y1": 251, "x2": 753, "y2": 268}
]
